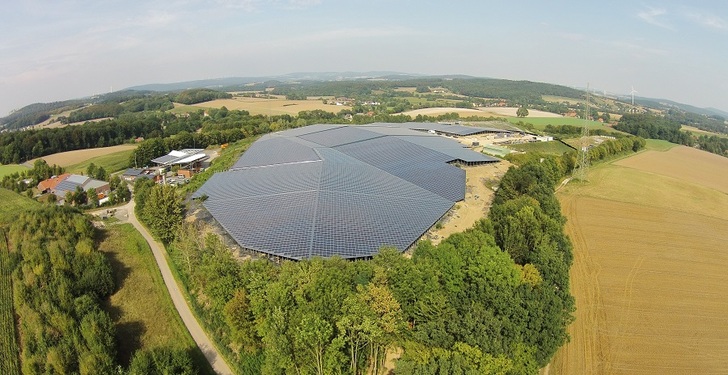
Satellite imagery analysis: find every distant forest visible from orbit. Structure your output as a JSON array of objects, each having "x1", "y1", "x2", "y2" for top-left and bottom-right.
[
  {"x1": 616, "y1": 114, "x2": 728, "y2": 157},
  {"x1": 2, "y1": 76, "x2": 726, "y2": 165}
]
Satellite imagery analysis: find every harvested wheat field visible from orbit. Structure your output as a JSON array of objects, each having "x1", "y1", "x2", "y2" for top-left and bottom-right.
[
  {"x1": 180, "y1": 97, "x2": 350, "y2": 116},
  {"x1": 551, "y1": 145, "x2": 728, "y2": 374},
  {"x1": 28, "y1": 144, "x2": 137, "y2": 167},
  {"x1": 614, "y1": 146, "x2": 728, "y2": 194},
  {"x1": 403, "y1": 107, "x2": 562, "y2": 118}
]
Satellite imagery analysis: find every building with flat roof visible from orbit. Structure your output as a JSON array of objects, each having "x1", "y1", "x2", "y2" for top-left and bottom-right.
[
  {"x1": 193, "y1": 123, "x2": 499, "y2": 260},
  {"x1": 151, "y1": 149, "x2": 208, "y2": 170}
]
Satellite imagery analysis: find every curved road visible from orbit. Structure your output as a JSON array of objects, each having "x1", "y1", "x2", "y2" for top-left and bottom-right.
[{"x1": 111, "y1": 200, "x2": 233, "y2": 375}]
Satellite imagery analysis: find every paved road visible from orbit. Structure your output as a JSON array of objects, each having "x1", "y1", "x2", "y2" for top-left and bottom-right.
[{"x1": 108, "y1": 200, "x2": 234, "y2": 375}]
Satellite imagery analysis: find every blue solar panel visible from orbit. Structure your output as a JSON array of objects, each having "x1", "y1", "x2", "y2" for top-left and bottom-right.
[
  {"x1": 300, "y1": 126, "x2": 383, "y2": 147},
  {"x1": 395, "y1": 136, "x2": 500, "y2": 163},
  {"x1": 193, "y1": 162, "x2": 322, "y2": 200},
  {"x1": 195, "y1": 124, "x2": 498, "y2": 260},
  {"x1": 335, "y1": 137, "x2": 465, "y2": 201},
  {"x1": 233, "y1": 136, "x2": 321, "y2": 168},
  {"x1": 203, "y1": 191, "x2": 318, "y2": 259}
]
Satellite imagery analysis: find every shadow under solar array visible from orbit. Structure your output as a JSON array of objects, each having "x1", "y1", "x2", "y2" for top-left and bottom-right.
[{"x1": 194, "y1": 123, "x2": 499, "y2": 260}]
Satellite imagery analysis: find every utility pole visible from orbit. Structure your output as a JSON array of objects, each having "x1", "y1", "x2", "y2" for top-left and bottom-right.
[{"x1": 574, "y1": 83, "x2": 590, "y2": 181}]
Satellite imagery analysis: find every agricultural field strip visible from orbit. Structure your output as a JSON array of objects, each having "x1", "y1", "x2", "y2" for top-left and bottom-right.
[
  {"x1": 571, "y1": 198, "x2": 728, "y2": 373},
  {"x1": 28, "y1": 144, "x2": 137, "y2": 168},
  {"x1": 0, "y1": 250, "x2": 20, "y2": 375},
  {"x1": 552, "y1": 146, "x2": 728, "y2": 374}
]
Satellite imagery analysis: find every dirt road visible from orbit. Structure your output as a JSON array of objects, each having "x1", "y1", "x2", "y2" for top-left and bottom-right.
[{"x1": 100, "y1": 201, "x2": 233, "y2": 375}]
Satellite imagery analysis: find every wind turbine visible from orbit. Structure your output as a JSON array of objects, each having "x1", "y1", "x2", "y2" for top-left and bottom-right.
[{"x1": 630, "y1": 86, "x2": 638, "y2": 106}]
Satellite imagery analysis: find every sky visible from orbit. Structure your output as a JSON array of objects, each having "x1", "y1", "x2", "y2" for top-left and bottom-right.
[{"x1": 1, "y1": 0, "x2": 727, "y2": 116}]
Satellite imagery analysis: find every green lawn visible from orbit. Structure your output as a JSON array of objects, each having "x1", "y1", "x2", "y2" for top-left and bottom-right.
[
  {"x1": 507, "y1": 116, "x2": 611, "y2": 131},
  {"x1": 0, "y1": 165, "x2": 29, "y2": 179},
  {"x1": 65, "y1": 149, "x2": 134, "y2": 174},
  {"x1": 0, "y1": 188, "x2": 40, "y2": 222},
  {"x1": 99, "y1": 224, "x2": 213, "y2": 373},
  {"x1": 644, "y1": 139, "x2": 679, "y2": 152},
  {"x1": 507, "y1": 140, "x2": 575, "y2": 155}
]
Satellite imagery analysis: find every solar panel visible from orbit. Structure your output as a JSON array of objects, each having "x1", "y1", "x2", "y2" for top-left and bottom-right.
[
  {"x1": 232, "y1": 136, "x2": 321, "y2": 168},
  {"x1": 276, "y1": 124, "x2": 344, "y2": 137},
  {"x1": 193, "y1": 162, "x2": 322, "y2": 200},
  {"x1": 300, "y1": 126, "x2": 383, "y2": 147},
  {"x1": 335, "y1": 137, "x2": 465, "y2": 201},
  {"x1": 194, "y1": 123, "x2": 498, "y2": 260},
  {"x1": 395, "y1": 136, "x2": 500, "y2": 163},
  {"x1": 203, "y1": 191, "x2": 318, "y2": 259}
]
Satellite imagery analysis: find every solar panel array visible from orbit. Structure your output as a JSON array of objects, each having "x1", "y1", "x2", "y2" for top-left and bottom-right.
[
  {"x1": 368, "y1": 122, "x2": 506, "y2": 136},
  {"x1": 194, "y1": 124, "x2": 499, "y2": 260}
]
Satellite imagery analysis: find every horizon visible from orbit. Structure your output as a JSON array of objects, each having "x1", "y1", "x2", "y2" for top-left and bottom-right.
[{"x1": 2, "y1": 1, "x2": 726, "y2": 116}]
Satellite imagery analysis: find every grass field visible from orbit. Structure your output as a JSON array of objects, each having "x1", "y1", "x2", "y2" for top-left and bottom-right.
[
  {"x1": 402, "y1": 106, "x2": 563, "y2": 118},
  {"x1": 507, "y1": 116, "x2": 612, "y2": 130},
  {"x1": 644, "y1": 139, "x2": 678, "y2": 151},
  {"x1": 506, "y1": 140, "x2": 574, "y2": 155},
  {"x1": 99, "y1": 224, "x2": 203, "y2": 367},
  {"x1": 682, "y1": 125, "x2": 728, "y2": 138},
  {"x1": 0, "y1": 188, "x2": 40, "y2": 222},
  {"x1": 0, "y1": 165, "x2": 29, "y2": 179},
  {"x1": 65, "y1": 149, "x2": 134, "y2": 174},
  {"x1": 551, "y1": 145, "x2": 728, "y2": 374},
  {"x1": 170, "y1": 97, "x2": 351, "y2": 116},
  {"x1": 28, "y1": 144, "x2": 137, "y2": 168}
]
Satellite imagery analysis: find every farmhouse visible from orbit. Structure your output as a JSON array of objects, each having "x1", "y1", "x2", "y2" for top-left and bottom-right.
[
  {"x1": 55, "y1": 174, "x2": 109, "y2": 197},
  {"x1": 37, "y1": 173, "x2": 71, "y2": 193},
  {"x1": 151, "y1": 149, "x2": 209, "y2": 172},
  {"x1": 37, "y1": 173, "x2": 111, "y2": 202},
  {"x1": 193, "y1": 123, "x2": 499, "y2": 260}
]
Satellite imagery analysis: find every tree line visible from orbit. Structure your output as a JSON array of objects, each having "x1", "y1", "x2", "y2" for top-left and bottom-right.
[
  {"x1": 0, "y1": 112, "x2": 200, "y2": 164},
  {"x1": 173, "y1": 89, "x2": 232, "y2": 105},
  {"x1": 616, "y1": 113, "x2": 727, "y2": 157}
]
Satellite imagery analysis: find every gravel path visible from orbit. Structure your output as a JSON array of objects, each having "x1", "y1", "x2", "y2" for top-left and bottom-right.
[{"x1": 103, "y1": 200, "x2": 234, "y2": 375}]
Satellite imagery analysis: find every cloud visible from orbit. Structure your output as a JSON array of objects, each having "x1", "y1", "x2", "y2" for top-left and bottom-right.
[
  {"x1": 284, "y1": 0, "x2": 322, "y2": 9},
  {"x1": 214, "y1": 0, "x2": 260, "y2": 11},
  {"x1": 686, "y1": 12, "x2": 727, "y2": 30},
  {"x1": 607, "y1": 39, "x2": 668, "y2": 56},
  {"x1": 638, "y1": 7, "x2": 673, "y2": 29},
  {"x1": 264, "y1": 26, "x2": 421, "y2": 47},
  {"x1": 555, "y1": 32, "x2": 587, "y2": 42}
]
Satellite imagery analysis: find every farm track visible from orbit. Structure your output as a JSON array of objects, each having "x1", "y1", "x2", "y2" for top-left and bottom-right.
[{"x1": 96, "y1": 200, "x2": 233, "y2": 374}]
